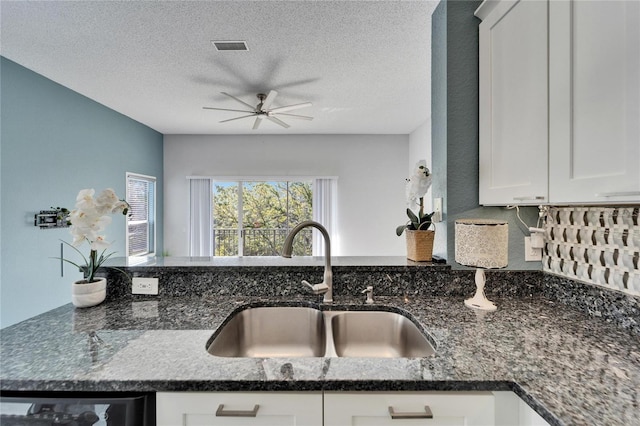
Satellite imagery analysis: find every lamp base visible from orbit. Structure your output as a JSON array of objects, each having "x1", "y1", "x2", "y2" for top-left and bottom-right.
[
  {"x1": 464, "y1": 295, "x2": 497, "y2": 311},
  {"x1": 464, "y1": 269, "x2": 497, "y2": 311}
]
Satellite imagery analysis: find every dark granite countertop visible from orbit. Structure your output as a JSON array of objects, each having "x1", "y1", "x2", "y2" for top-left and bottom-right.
[{"x1": 2, "y1": 294, "x2": 639, "y2": 425}]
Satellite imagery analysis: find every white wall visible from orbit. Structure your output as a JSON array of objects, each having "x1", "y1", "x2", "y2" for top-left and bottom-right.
[
  {"x1": 409, "y1": 119, "x2": 433, "y2": 212},
  {"x1": 164, "y1": 134, "x2": 409, "y2": 256}
]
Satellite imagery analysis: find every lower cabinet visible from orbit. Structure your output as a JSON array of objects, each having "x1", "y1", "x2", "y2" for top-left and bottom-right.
[
  {"x1": 157, "y1": 391, "x2": 550, "y2": 426},
  {"x1": 324, "y1": 391, "x2": 495, "y2": 426},
  {"x1": 156, "y1": 392, "x2": 323, "y2": 426},
  {"x1": 494, "y1": 392, "x2": 550, "y2": 426}
]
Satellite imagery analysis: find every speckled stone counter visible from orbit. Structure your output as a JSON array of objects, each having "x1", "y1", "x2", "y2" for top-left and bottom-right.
[
  {"x1": 2, "y1": 293, "x2": 639, "y2": 425},
  {"x1": 100, "y1": 256, "x2": 541, "y2": 301}
]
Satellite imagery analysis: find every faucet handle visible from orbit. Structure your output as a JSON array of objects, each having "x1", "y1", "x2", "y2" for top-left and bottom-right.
[
  {"x1": 302, "y1": 280, "x2": 329, "y2": 295},
  {"x1": 361, "y1": 286, "x2": 374, "y2": 304}
]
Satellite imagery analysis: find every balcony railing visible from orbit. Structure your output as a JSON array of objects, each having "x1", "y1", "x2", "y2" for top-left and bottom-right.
[{"x1": 213, "y1": 228, "x2": 312, "y2": 256}]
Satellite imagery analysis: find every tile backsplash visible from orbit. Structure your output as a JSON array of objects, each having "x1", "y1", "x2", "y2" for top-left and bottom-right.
[{"x1": 543, "y1": 206, "x2": 640, "y2": 297}]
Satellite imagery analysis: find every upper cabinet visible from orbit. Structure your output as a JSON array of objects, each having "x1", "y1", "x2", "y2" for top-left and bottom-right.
[
  {"x1": 548, "y1": 0, "x2": 640, "y2": 203},
  {"x1": 477, "y1": 0, "x2": 640, "y2": 206},
  {"x1": 478, "y1": 0, "x2": 549, "y2": 205}
]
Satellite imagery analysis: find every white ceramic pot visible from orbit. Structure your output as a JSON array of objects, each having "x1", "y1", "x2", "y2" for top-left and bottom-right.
[{"x1": 72, "y1": 277, "x2": 106, "y2": 308}]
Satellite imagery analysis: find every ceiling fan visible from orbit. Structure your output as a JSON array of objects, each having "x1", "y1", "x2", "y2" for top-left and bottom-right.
[{"x1": 203, "y1": 90, "x2": 313, "y2": 129}]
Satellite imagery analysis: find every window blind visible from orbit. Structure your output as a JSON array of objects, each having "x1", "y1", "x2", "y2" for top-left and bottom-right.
[{"x1": 126, "y1": 173, "x2": 156, "y2": 256}]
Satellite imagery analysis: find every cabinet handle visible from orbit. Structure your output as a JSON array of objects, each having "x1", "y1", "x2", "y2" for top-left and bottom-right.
[
  {"x1": 388, "y1": 405, "x2": 433, "y2": 419},
  {"x1": 595, "y1": 191, "x2": 640, "y2": 198},
  {"x1": 215, "y1": 404, "x2": 260, "y2": 417},
  {"x1": 513, "y1": 196, "x2": 546, "y2": 201}
]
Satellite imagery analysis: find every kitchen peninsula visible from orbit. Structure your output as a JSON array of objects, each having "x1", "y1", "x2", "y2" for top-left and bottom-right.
[{"x1": 1, "y1": 258, "x2": 639, "y2": 425}]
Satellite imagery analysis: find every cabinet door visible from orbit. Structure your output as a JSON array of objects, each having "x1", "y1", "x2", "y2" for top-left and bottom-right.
[
  {"x1": 324, "y1": 392, "x2": 494, "y2": 426},
  {"x1": 549, "y1": 0, "x2": 640, "y2": 203},
  {"x1": 494, "y1": 392, "x2": 550, "y2": 426},
  {"x1": 156, "y1": 392, "x2": 322, "y2": 426},
  {"x1": 479, "y1": 0, "x2": 549, "y2": 205}
]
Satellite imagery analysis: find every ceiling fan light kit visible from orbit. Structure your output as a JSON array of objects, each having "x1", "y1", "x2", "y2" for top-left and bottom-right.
[{"x1": 203, "y1": 90, "x2": 313, "y2": 129}]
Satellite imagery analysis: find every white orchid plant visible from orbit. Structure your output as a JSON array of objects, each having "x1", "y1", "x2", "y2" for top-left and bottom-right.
[
  {"x1": 396, "y1": 160, "x2": 435, "y2": 236},
  {"x1": 61, "y1": 188, "x2": 129, "y2": 283}
]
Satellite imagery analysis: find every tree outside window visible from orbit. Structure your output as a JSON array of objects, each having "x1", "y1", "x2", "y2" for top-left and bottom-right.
[{"x1": 213, "y1": 181, "x2": 312, "y2": 256}]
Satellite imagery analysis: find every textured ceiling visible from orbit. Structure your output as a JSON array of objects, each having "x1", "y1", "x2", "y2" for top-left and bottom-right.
[{"x1": 0, "y1": 1, "x2": 438, "y2": 135}]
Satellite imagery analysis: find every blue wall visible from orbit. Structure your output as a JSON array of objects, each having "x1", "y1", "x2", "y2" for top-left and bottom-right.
[
  {"x1": 0, "y1": 57, "x2": 163, "y2": 327},
  {"x1": 431, "y1": 1, "x2": 448, "y2": 261},
  {"x1": 431, "y1": 1, "x2": 540, "y2": 270}
]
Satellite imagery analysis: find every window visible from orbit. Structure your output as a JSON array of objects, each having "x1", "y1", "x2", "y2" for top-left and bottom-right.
[
  {"x1": 126, "y1": 173, "x2": 156, "y2": 256},
  {"x1": 213, "y1": 181, "x2": 313, "y2": 256},
  {"x1": 189, "y1": 177, "x2": 337, "y2": 257}
]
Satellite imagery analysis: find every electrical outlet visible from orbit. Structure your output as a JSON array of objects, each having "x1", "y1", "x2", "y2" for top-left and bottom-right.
[
  {"x1": 524, "y1": 237, "x2": 542, "y2": 261},
  {"x1": 530, "y1": 232, "x2": 545, "y2": 249},
  {"x1": 433, "y1": 198, "x2": 443, "y2": 222},
  {"x1": 132, "y1": 277, "x2": 159, "y2": 295}
]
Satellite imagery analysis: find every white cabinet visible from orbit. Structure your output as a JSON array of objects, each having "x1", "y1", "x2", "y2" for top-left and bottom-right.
[
  {"x1": 324, "y1": 392, "x2": 495, "y2": 426},
  {"x1": 478, "y1": 0, "x2": 549, "y2": 205},
  {"x1": 156, "y1": 392, "x2": 323, "y2": 426},
  {"x1": 478, "y1": 0, "x2": 640, "y2": 205},
  {"x1": 157, "y1": 390, "x2": 550, "y2": 426},
  {"x1": 494, "y1": 392, "x2": 550, "y2": 426},
  {"x1": 548, "y1": 0, "x2": 640, "y2": 203}
]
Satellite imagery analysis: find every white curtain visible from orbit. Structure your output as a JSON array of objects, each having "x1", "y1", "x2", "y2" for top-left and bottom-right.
[
  {"x1": 312, "y1": 178, "x2": 338, "y2": 256},
  {"x1": 189, "y1": 178, "x2": 212, "y2": 256}
]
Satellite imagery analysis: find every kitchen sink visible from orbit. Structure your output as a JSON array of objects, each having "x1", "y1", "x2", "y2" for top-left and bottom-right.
[
  {"x1": 207, "y1": 306, "x2": 435, "y2": 358},
  {"x1": 206, "y1": 306, "x2": 326, "y2": 357},
  {"x1": 329, "y1": 311, "x2": 435, "y2": 358}
]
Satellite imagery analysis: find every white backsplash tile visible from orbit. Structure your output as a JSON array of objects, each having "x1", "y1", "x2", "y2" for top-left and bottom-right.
[{"x1": 543, "y1": 206, "x2": 640, "y2": 296}]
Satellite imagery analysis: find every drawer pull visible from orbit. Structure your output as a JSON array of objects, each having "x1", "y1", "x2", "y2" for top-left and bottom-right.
[
  {"x1": 388, "y1": 405, "x2": 433, "y2": 419},
  {"x1": 215, "y1": 404, "x2": 260, "y2": 417},
  {"x1": 595, "y1": 191, "x2": 640, "y2": 198}
]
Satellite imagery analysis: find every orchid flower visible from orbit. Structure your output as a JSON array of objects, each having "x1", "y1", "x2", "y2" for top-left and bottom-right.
[
  {"x1": 396, "y1": 160, "x2": 435, "y2": 236},
  {"x1": 61, "y1": 188, "x2": 130, "y2": 283}
]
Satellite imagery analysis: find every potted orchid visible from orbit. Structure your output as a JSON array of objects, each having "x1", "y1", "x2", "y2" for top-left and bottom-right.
[
  {"x1": 62, "y1": 188, "x2": 129, "y2": 307},
  {"x1": 396, "y1": 160, "x2": 435, "y2": 261}
]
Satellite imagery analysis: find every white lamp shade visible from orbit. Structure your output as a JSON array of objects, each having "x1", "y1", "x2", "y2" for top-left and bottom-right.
[{"x1": 455, "y1": 219, "x2": 508, "y2": 269}]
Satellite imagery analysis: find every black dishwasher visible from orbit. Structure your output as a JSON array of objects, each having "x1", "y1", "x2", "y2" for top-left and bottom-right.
[{"x1": 0, "y1": 391, "x2": 155, "y2": 426}]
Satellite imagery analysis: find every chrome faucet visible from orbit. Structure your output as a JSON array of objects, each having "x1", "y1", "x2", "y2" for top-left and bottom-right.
[{"x1": 282, "y1": 220, "x2": 333, "y2": 303}]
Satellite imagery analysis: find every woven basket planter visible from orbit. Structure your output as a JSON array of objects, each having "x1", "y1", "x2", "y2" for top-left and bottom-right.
[{"x1": 406, "y1": 229, "x2": 435, "y2": 261}]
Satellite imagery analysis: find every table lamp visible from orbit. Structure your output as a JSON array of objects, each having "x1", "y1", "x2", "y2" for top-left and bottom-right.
[{"x1": 455, "y1": 219, "x2": 508, "y2": 311}]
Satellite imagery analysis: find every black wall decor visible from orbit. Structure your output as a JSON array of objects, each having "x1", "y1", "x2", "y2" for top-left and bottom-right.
[{"x1": 34, "y1": 207, "x2": 70, "y2": 229}]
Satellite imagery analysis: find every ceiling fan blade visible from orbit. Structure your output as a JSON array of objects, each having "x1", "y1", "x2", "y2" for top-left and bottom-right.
[
  {"x1": 219, "y1": 114, "x2": 256, "y2": 123},
  {"x1": 269, "y1": 102, "x2": 312, "y2": 114},
  {"x1": 273, "y1": 112, "x2": 314, "y2": 121},
  {"x1": 267, "y1": 116, "x2": 290, "y2": 128},
  {"x1": 203, "y1": 107, "x2": 255, "y2": 113},
  {"x1": 261, "y1": 90, "x2": 278, "y2": 110},
  {"x1": 221, "y1": 92, "x2": 257, "y2": 110},
  {"x1": 252, "y1": 116, "x2": 262, "y2": 130}
]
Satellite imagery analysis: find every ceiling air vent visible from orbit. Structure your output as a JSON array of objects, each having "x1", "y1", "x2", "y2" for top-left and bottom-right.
[{"x1": 211, "y1": 40, "x2": 249, "y2": 51}]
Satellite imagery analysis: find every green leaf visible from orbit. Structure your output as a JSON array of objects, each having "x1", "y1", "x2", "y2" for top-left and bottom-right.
[
  {"x1": 406, "y1": 208, "x2": 419, "y2": 225},
  {"x1": 417, "y1": 221, "x2": 432, "y2": 230},
  {"x1": 107, "y1": 266, "x2": 132, "y2": 284},
  {"x1": 396, "y1": 225, "x2": 407, "y2": 236},
  {"x1": 60, "y1": 240, "x2": 89, "y2": 268},
  {"x1": 53, "y1": 257, "x2": 83, "y2": 271}
]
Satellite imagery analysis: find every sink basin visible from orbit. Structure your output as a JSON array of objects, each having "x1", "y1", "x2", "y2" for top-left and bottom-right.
[
  {"x1": 207, "y1": 307, "x2": 435, "y2": 358},
  {"x1": 329, "y1": 311, "x2": 435, "y2": 358},
  {"x1": 206, "y1": 307, "x2": 326, "y2": 357}
]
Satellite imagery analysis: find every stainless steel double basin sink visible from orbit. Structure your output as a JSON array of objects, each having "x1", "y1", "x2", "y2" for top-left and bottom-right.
[{"x1": 206, "y1": 306, "x2": 435, "y2": 358}]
